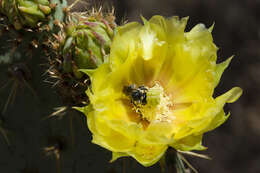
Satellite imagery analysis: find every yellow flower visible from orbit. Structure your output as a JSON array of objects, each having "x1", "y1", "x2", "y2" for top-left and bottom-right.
[{"x1": 77, "y1": 15, "x2": 242, "y2": 166}]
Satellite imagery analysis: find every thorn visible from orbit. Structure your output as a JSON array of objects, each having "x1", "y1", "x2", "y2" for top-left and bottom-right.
[
  {"x1": 49, "y1": 3, "x2": 57, "y2": 9},
  {"x1": 68, "y1": 0, "x2": 83, "y2": 11},
  {"x1": 178, "y1": 153, "x2": 198, "y2": 173},
  {"x1": 0, "y1": 124, "x2": 10, "y2": 146},
  {"x1": 44, "y1": 136, "x2": 67, "y2": 173},
  {"x1": 52, "y1": 80, "x2": 60, "y2": 88},
  {"x1": 2, "y1": 81, "x2": 17, "y2": 115},
  {"x1": 43, "y1": 106, "x2": 68, "y2": 120},
  {"x1": 31, "y1": 40, "x2": 39, "y2": 48},
  {"x1": 177, "y1": 150, "x2": 211, "y2": 160}
]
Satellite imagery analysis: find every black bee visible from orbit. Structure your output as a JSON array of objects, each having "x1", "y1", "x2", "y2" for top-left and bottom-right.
[{"x1": 123, "y1": 85, "x2": 148, "y2": 105}]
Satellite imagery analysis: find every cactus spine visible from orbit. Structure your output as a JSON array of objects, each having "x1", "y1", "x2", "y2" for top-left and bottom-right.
[
  {"x1": 48, "y1": 9, "x2": 116, "y2": 106},
  {"x1": 0, "y1": 0, "x2": 53, "y2": 30}
]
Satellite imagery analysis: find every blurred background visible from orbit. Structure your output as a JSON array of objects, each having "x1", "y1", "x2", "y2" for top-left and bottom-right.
[{"x1": 0, "y1": 0, "x2": 259, "y2": 173}]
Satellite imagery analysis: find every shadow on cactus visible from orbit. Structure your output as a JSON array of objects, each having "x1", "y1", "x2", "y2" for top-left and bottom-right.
[
  {"x1": 0, "y1": 114, "x2": 10, "y2": 146},
  {"x1": 0, "y1": 62, "x2": 38, "y2": 115},
  {"x1": 44, "y1": 135, "x2": 68, "y2": 173},
  {"x1": 0, "y1": 0, "x2": 67, "y2": 113}
]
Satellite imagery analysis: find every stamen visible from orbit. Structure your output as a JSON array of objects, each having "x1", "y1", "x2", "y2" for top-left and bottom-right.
[
  {"x1": 123, "y1": 82, "x2": 175, "y2": 126},
  {"x1": 142, "y1": 83, "x2": 175, "y2": 123}
]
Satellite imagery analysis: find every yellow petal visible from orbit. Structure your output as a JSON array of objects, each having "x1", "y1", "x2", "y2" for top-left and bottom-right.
[
  {"x1": 110, "y1": 22, "x2": 142, "y2": 70},
  {"x1": 218, "y1": 87, "x2": 243, "y2": 103},
  {"x1": 170, "y1": 134, "x2": 206, "y2": 151},
  {"x1": 214, "y1": 56, "x2": 233, "y2": 87},
  {"x1": 111, "y1": 152, "x2": 128, "y2": 162},
  {"x1": 127, "y1": 142, "x2": 168, "y2": 167}
]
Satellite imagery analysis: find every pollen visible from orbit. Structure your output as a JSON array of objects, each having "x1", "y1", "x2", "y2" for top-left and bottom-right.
[{"x1": 140, "y1": 83, "x2": 175, "y2": 124}]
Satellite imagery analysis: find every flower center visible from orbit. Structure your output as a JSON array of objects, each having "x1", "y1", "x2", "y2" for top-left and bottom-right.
[{"x1": 123, "y1": 83, "x2": 175, "y2": 126}]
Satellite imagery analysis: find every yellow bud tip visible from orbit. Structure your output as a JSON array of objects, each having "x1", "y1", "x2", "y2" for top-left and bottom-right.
[{"x1": 38, "y1": 4, "x2": 51, "y2": 15}]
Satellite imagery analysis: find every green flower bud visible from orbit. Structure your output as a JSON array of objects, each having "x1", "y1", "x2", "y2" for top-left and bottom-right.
[
  {"x1": 58, "y1": 12, "x2": 116, "y2": 78},
  {"x1": 47, "y1": 10, "x2": 116, "y2": 106},
  {"x1": 0, "y1": 0, "x2": 52, "y2": 29}
]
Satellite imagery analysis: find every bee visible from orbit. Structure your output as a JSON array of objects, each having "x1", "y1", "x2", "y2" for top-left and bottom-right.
[{"x1": 123, "y1": 85, "x2": 148, "y2": 106}]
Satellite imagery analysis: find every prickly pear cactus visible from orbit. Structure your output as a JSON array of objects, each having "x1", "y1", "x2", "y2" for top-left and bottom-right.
[
  {"x1": 63, "y1": 12, "x2": 115, "y2": 71},
  {"x1": 0, "y1": 2, "x2": 120, "y2": 173},
  {"x1": 0, "y1": 0, "x2": 68, "y2": 67},
  {"x1": 48, "y1": 0, "x2": 67, "y2": 30},
  {"x1": 48, "y1": 9, "x2": 116, "y2": 106},
  {"x1": 0, "y1": 0, "x2": 53, "y2": 30},
  {"x1": 0, "y1": 1, "x2": 240, "y2": 173}
]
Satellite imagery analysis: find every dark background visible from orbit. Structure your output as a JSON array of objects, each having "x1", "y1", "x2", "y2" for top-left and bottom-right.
[{"x1": 0, "y1": 0, "x2": 259, "y2": 173}]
